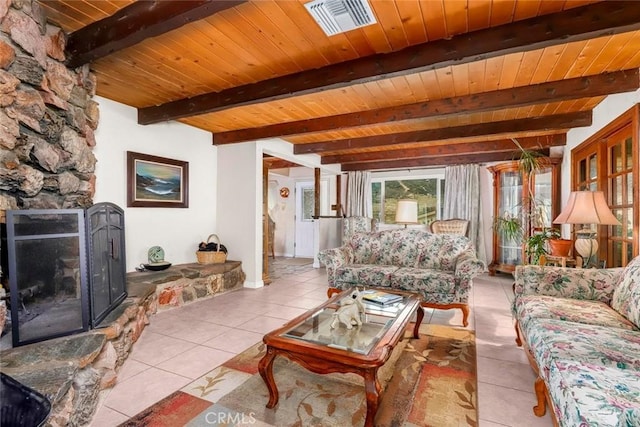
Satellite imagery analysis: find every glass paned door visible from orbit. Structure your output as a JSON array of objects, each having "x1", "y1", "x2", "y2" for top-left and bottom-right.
[
  {"x1": 607, "y1": 128, "x2": 634, "y2": 267},
  {"x1": 498, "y1": 170, "x2": 523, "y2": 266}
]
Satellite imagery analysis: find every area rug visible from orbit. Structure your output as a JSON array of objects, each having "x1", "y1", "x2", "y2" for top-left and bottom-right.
[{"x1": 120, "y1": 324, "x2": 477, "y2": 427}]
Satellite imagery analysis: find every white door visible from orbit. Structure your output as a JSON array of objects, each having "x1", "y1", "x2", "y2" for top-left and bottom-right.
[{"x1": 294, "y1": 181, "x2": 315, "y2": 257}]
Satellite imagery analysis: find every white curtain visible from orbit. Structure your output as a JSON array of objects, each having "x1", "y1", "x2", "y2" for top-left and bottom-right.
[
  {"x1": 444, "y1": 164, "x2": 487, "y2": 264},
  {"x1": 345, "y1": 171, "x2": 372, "y2": 217}
]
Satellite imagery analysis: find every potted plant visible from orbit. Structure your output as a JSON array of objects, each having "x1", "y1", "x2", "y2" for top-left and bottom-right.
[
  {"x1": 547, "y1": 233, "x2": 573, "y2": 257},
  {"x1": 525, "y1": 227, "x2": 573, "y2": 264}
]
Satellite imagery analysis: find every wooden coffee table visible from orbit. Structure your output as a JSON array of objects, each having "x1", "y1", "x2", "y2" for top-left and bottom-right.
[{"x1": 258, "y1": 288, "x2": 423, "y2": 427}]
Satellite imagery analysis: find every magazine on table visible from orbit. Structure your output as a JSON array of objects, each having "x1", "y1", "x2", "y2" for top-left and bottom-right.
[{"x1": 361, "y1": 290, "x2": 403, "y2": 306}]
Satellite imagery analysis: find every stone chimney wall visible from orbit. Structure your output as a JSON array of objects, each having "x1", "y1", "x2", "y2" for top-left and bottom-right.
[{"x1": 0, "y1": 0, "x2": 98, "y2": 213}]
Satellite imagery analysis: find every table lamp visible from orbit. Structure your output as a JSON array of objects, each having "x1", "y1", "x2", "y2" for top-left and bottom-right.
[
  {"x1": 553, "y1": 191, "x2": 620, "y2": 267},
  {"x1": 395, "y1": 199, "x2": 418, "y2": 228}
]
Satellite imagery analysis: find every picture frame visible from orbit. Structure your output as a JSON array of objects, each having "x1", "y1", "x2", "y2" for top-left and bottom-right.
[{"x1": 127, "y1": 151, "x2": 189, "y2": 208}]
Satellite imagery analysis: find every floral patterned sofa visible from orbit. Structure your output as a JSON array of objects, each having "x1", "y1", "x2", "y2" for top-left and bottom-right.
[
  {"x1": 318, "y1": 229, "x2": 486, "y2": 327},
  {"x1": 513, "y1": 255, "x2": 640, "y2": 427}
]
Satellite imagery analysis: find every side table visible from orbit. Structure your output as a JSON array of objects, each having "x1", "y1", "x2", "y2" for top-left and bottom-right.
[{"x1": 539, "y1": 255, "x2": 583, "y2": 268}]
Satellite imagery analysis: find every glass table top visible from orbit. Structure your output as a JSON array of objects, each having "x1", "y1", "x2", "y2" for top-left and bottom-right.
[{"x1": 280, "y1": 292, "x2": 413, "y2": 355}]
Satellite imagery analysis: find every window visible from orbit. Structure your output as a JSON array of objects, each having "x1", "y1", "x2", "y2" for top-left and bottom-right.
[
  {"x1": 572, "y1": 105, "x2": 639, "y2": 267},
  {"x1": 301, "y1": 187, "x2": 314, "y2": 221},
  {"x1": 371, "y1": 174, "x2": 445, "y2": 225}
]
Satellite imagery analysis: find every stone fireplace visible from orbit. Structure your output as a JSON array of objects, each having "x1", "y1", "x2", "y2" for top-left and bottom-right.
[{"x1": 1, "y1": 0, "x2": 99, "y2": 344}]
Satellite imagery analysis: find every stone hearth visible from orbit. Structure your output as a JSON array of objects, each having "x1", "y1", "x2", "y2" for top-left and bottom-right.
[{"x1": 0, "y1": 261, "x2": 245, "y2": 427}]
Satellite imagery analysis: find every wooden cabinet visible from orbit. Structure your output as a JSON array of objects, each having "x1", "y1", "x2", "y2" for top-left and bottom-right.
[{"x1": 488, "y1": 159, "x2": 561, "y2": 275}]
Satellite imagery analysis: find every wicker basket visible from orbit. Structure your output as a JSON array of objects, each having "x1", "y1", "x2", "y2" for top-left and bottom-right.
[{"x1": 196, "y1": 234, "x2": 227, "y2": 264}]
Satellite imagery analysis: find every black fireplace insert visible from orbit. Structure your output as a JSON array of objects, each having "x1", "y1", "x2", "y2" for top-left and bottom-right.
[{"x1": 5, "y1": 203, "x2": 127, "y2": 347}]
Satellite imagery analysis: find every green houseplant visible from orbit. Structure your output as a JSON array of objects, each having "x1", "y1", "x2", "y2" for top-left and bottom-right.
[{"x1": 525, "y1": 227, "x2": 563, "y2": 265}]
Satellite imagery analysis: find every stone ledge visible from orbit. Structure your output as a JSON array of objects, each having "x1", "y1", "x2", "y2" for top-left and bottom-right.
[{"x1": 0, "y1": 261, "x2": 245, "y2": 426}]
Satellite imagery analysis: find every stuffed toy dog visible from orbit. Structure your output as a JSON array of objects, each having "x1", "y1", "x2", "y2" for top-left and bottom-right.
[{"x1": 330, "y1": 289, "x2": 365, "y2": 329}]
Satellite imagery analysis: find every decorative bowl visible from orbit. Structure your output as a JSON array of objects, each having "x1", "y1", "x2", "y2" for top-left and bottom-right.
[{"x1": 143, "y1": 262, "x2": 171, "y2": 271}]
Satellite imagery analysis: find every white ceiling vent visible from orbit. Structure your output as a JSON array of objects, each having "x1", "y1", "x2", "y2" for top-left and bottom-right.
[{"x1": 305, "y1": 0, "x2": 377, "y2": 36}]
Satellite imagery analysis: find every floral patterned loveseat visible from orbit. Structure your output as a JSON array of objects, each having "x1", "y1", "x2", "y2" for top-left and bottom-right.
[
  {"x1": 513, "y1": 255, "x2": 640, "y2": 427},
  {"x1": 318, "y1": 229, "x2": 486, "y2": 327}
]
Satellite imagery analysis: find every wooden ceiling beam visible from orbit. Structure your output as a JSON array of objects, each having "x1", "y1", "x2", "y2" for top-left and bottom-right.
[
  {"x1": 263, "y1": 158, "x2": 301, "y2": 169},
  {"x1": 295, "y1": 111, "x2": 591, "y2": 155},
  {"x1": 320, "y1": 135, "x2": 566, "y2": 165},
  {"x1": 138, "y1": 1, "x2": 640, "y2": 125},
  {"x1": 342, "y1": 150, "x2": 551, "y2": 171},
  {"x1": 65, "y1": 1, "x2": 246, "y2": 68},
  {"x1": 213, "y1": 70, "x2": 638, "y2": 144}
]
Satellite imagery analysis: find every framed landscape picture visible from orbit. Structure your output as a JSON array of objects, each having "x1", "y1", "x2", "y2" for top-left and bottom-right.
[{"x1": 127, "y1": 151, "x2": 189, "y2": 208}]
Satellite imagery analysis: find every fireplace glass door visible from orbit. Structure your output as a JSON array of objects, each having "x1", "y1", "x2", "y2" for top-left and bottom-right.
[
  {"x1": 86, "y1": 203, "x2": 127, "y2": 327},
  {"x1": 7, "y1": 210, "x2": 89, "y2": 347}
]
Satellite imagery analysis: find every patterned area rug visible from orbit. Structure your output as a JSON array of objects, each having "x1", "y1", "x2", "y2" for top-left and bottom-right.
[{"x1": 120, "y1": 324, "x2": 477, "y2": 427}]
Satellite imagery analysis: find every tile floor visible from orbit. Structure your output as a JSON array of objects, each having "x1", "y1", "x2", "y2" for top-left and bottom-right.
[{"x1": 90, "y1": 264, "x2": 552, "y2": 427}]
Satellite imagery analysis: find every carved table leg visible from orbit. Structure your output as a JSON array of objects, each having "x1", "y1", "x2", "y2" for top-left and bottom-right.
[
  {"x1": 258, "y1": 347, "x2": 279, "y2": 408},
  {"x1": 533, "y1": 377, "x2": 547, "y2": 416},
  {"x1": 363, "y1": 369, "x2": 380, "y2": 427},
  {"x1": 413, "y1": 306, "x2": 424, "y2": 338}
]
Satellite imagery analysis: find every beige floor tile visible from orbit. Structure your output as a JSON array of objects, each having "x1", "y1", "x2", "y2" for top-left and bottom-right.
[
  {"x1": 477, "y1": 356, "x2": 537, "y2": 392},
  {"x1": 156, "y1": 345, "x2": 235, "y2": 379},
  {"x1": 90, "y1": 405, "x2": 129, "y2": 427},
  {"x1": 129, "y1": 332, "x2": 197, "y2": 366},
  {"x1": 478, "y1": 420, "x2": 510, "y2": 427},
  {"x1": 198, "y1": 310, "x2": 260, "y2": 328},
  {"x1": 102, "y1": 367, "x2": 192, "y2": 417},
  {"x1": 302, "y1": 276, "x2": 331, "y2": 285},
  {"x1": 474, "y1": 308, "x2": 513, "y2": 327},
  {"x1": 115, "y1": 358, "x2": 150, "y2": 383},
  {"x1": 282, "y1": 296, "x2": 328, "y2": 309},
  {"x1": 476, "y1": 338, "x2": 529, "y2": 365},
  {"x1": 473, "y1": 293, "x2": 512, "y2": 311},
  {"x1": 147, "y1": 315, "x2": 232, "y2": 344},
  {"x1": 261, "y1": 305, "x2": 308, "y2": 320},
  {"x1": 303, "y1": 288, "x2": 331, "y2": 300},
  {"x1": 203, "y1": 329, "x2": 264, "y2": 354},
  {"x1": 237, "y1": 315, "x2": 286, "y2": 334},
  {"x1": 478, "y1": 382, "x2": 552, "y2": 427},
  {"x1": 239, "y1": 301, "x2": 289, "y2": 314}
]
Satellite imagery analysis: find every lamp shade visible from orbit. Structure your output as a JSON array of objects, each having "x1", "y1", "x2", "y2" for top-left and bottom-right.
[
  {"x1": 395, "y1": 199, "x2": 418, "y2": 224},
  {"x1": 553, "y1": 191, "x2": 620, "y2": 225}
]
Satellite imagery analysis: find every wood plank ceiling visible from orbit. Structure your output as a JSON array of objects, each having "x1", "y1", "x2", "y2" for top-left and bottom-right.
[{"x1": 39, "y1": 0, "x2": 640, "y2": 171}]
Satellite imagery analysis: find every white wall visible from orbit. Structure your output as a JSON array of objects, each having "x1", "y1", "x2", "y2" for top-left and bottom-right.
[
  {"x1": 217, "y1": 138, "x2": 340, "y2": 286},
  {"x1": 93, "y1": 97, "x2": 217, "y2": 272},
  {"x1": 217, "y1": 142, "x2": 262, "y2": 287}
]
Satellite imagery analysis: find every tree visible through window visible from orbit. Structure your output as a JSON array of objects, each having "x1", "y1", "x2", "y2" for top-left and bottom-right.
[{"x1": 372, "y1": 177, "x2": 444, "y2": 225}]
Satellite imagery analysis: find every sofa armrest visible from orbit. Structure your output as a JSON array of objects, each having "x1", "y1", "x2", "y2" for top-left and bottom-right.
[
  {"x1": 514, "y1": 265, "x2": 624, "y2": 304},
  {"x1": 454, "y1": 248, "x2": 486, "y2": 280},
  {"x1": 318, "y1": 246, "x2": 354, "y2": 287}
]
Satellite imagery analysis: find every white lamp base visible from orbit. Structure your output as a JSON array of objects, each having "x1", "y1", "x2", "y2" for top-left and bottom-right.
[{"x1": 574, "y1": 231, "x2": 598, "y2": 265}]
